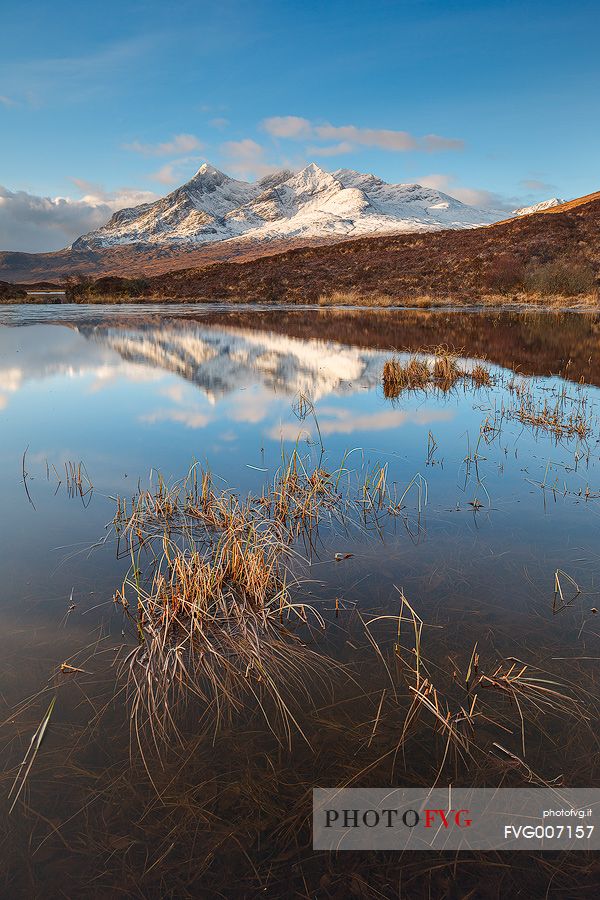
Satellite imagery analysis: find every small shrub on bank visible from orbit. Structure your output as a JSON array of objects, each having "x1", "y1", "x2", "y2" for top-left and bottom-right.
[
  {"x1": 523, "y1": 259, "x2": 597, "y2": 296},
  {"x1": 485, "y1": 252, "x2": 598, "y2": 297},
  {"x1": 485, "y1": 253, "x2": 526, "y2": 293}
]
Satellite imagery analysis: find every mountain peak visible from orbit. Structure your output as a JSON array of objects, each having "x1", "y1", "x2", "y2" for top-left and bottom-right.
[
  {"x1": 192, "y1": 162, "x2": 226, "y2": 179},
  {"x1": 513, "y1": 197, "x2": 566, "y2": 216},
  {"x1": 72, "y1": 162, "x2": 505, "y2": 251},
  {"x1": 303, "y1": 162, "x2": 327, "y2": 175},
  {"x1": 287, "y1": 162, "x2": 336, "y2": 190}
]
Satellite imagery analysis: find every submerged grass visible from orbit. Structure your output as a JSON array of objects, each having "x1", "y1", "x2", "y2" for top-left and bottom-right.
[
  {"x1": 7, "y1": 695, "x2": 56, "y2": 814},
  {"x1": 363, "y1": 588, "x2": 589, "y2": 779}
]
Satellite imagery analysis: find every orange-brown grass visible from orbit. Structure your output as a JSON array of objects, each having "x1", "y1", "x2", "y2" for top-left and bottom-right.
[
  {"x1": 471, "y1": 362, "x2": 492, "y2": 386},
  {"x1": 382, "y1": 350, "x2": 491, "y2": 398},
  {"x1": 112, "y1": 454, "x2": 406, "y2": 746},
  {"x1": 432, "y1": 347, "x2": 461, "y2": 389},
  {"x1": 114, "y1": 491, "x2": 328, "y2": 747},
  {"x1": 111, "y1": 450, "x2": 421, "y2": 745},
  {"x1": 383, "y1": 357, "x2": 429, "y2": 397},
  {"x1": 114, "y1": 451, "x2": 396, "y2": 552}
]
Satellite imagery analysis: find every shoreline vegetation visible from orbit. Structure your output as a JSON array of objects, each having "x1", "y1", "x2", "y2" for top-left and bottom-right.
[{"x1": 2, "y1": 284, "x2": 598, "y2": 309}]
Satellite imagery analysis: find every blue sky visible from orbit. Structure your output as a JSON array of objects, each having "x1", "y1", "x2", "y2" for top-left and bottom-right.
[{"x1": 1, "y1": 0, "x2": 599, "y2": 251}]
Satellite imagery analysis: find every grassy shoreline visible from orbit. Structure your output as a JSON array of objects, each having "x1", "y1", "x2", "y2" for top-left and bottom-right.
[{"x1": 2, "y1": 290, "x2": 598, "y2": 309}]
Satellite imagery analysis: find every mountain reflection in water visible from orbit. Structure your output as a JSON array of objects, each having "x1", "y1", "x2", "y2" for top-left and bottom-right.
[{"x1": 81, "y1": 320, "x2": 387, "y2": 401}]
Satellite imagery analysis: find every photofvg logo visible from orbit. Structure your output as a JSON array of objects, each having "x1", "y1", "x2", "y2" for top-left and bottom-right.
[
  {"x1": 324, "y1": 806, "x2": 472, "y2": 831},
  {"x1": 313, "y1": 788, "x2": 600, "y2": 851}
]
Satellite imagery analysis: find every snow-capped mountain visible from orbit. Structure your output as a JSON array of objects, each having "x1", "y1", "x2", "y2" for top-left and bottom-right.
[
  {"x1": 513, "y1": 197, "x2": 566, "y2": 216},
  {"x1": 72, "y1": 162, "x2": 505, "y2": 250}
]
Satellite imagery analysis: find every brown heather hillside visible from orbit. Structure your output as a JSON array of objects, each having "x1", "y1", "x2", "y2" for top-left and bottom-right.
[
  {"x1": 0, "y1": 235, "x2": 341, "y2": 283},
  {"x1": 122, "y1": 193, "x2": 599, "y2": 304},
  {"x1": 0, "y1": 280, "x2": 26, "y2": 300}
]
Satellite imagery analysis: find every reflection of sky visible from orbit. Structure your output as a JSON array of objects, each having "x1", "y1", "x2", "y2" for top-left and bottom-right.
[
  {"x1": 0, "y1": 321, "x2": 469, "y2": 496},
  {"x1": 2, "y1": 312, "x2": 600, "y2": 665},
  {"x1": 1, "y1": 317, "x2": 599, "y2": 495}
]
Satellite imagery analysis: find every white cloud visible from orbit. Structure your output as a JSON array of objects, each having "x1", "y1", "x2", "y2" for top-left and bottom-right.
[
  {"x1": 149, "y1": 156, "x2": 204, "y2": 185},
  {"x1": 269, "y1": 408, "x2": 453, "y2": 441},
  {"x1": 87, "y1": 364, "x2": 163, "y2": 393},
  {"x1": 151, "y1": 163, "x2": 181, "y2": 185},
  {"x1": 123, "y1": 133, "x2": 204, "y2": 156},
  {"x1": 262, "y1": 116, "x2": 313, "y2": 139},
  {"x1": 418, "y1": 173, "x2": 511, "y2": 210},
  {"x1": 141, "y1": 408, "x2": 212, "y2": 429},
  {"x1": 520, "y1": 178, "x2": 555, "y2": 193},
  {"x1": 70, "y1": 178, "x2": 159, "y2": 208},
  {"x1": 209, "y1": 117, "x2": 229, "y2": 129},
  {"x1": 307, "y1": 141, "x2": 354, "y2": 157},
  {"x1": 0, "y1": 181, "x2": 160, "y2": 252},
  {"x1": 0, "y1": 95, "x2": 16, "y2": 108},
  {"x1": 422, "y1": 134, "x2": 465, "y2": 152},
  {"x1": 261, "y1": 117, "x2": 464, "y2": 154},
  {"x1": 221, "y1": 139, "x2": 278, "y2": 179},
  {"x1": 314, "y1": 123, "x2": 418, "y2": 151}
]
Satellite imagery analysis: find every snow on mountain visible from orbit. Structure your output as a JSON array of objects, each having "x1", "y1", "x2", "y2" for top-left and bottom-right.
[
  {"x1": 72, "y1": 162, "x2": 505, "y2": 250},
  {"x1": 333, "y1": 169, "x2": 500, "y2": 228},
  {"x1": 512, "y1": 197, "x2": 566, "y2": 216}
]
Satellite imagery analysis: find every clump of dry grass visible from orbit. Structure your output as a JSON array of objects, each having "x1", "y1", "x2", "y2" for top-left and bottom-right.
[
  {"x1": 114, "y1": 485, "x2": 328, "y2": 746},
  {"x1": 111, "y1": 452, "x2": 409, "y2": 745},
  {"x1": 382, "y1": 349, "x2": 492, "y2": 398},
  {"x1": 63, "y1": 460, "x2": 93, "y2": 500},
  {"x1": 516, "y1": 398, "x2": 589, "y2": 438},
  {"x1": 114, "y1": 449, "x2": 397, "y2": 550},
  {"x1": 432, "y1": 347, "x2": 461, "y2": 388},
  {"x1": 383, "y1": 357, "x2": 429, "y2": 396},
  {"x1": 111, "y1": 447, "x2": 435, "y2": 745},
  {"x1": 471, "y1": 362, "x2": 492, "y2": 387},
  {"x1": 317, "y1": 290, "x2": 398, "y2": 307}
]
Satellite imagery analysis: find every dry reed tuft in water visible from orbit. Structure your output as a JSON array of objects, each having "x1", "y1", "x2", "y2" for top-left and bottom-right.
[
  {"x1": 509, "y1": 386, "x2": 590, "y2": 439},
  {"x1": 114, "y1": 482, "x2": 330, "y2": 745},
  {"x1": 432, "y1": 347, "x2": 461, "y2": 389},
  {"x1": 382, "y1": 349, "x2": 491, "y2": 398},
  {"x1": 111, "y1": 453, "x2": 421, "y2": 744},
  {"x1": 383, "y1": 358, "x2": 429, "y2": 397},
  {"x1": 471, "y1": 363, "x2": 492, "y2": 387}
]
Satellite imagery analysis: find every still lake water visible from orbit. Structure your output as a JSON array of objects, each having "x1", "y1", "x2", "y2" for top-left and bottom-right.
[{"x1": 1, "y1": 304, "x2": 599, "y2": 897}]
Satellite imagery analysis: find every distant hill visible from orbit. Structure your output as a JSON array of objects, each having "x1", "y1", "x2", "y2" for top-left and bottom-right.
[{"x1": 513, "y1": 197, "x2": 565, "y2": 216}]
